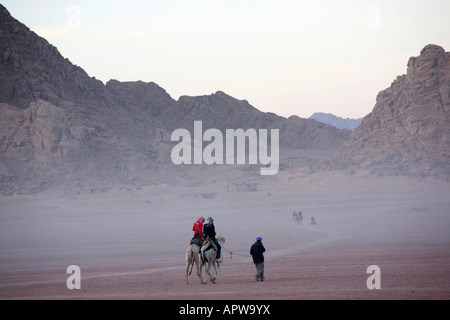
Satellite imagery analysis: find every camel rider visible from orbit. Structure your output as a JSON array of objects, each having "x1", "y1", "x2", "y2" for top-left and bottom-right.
[
  {"x1": 193, "y1": 217, "x2": 205, "y2": 240},
  {"x1": 202, "y1": 217, "x2": 222, "y2": 263}
]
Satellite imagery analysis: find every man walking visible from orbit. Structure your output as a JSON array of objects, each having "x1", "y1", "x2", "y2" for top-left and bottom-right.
[{"x1": 250, "y1": 237, "x2": 265, "y2": 282}]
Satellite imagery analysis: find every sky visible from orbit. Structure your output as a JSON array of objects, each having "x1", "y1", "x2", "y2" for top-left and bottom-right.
[{"x1": 2, "y1": 0, "x2": 450, "y2": 119}]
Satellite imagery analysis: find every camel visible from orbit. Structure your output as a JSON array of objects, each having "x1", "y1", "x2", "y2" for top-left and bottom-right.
[
  {"x1": 185, "y1": 242, "x2": 203, "y2": 285},
  {"x1": 199, "y1": 236, "x2": 225, "y2": 284}
]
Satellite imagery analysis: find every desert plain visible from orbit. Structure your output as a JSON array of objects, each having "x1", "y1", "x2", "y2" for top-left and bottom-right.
[{"x1": 0, "y1": 168, "x2": 449, "y2": 300}]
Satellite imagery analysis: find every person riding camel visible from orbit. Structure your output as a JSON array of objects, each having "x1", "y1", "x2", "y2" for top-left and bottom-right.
[
  {"x1": 193, "y1": 217, "x2": 205, "y2": 240},
  {"x1": 202, "y1": 217, "x2": 222, "y2": 263},
  {"x1": 190, "y1": 217, "x2": 205, "y2": 246}
]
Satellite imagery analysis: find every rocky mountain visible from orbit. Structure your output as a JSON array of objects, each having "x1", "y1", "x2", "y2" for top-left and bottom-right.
[
  {"x1": 0, "y1": 7, "x2": 114, "y2": 111},
  {"x1": 175, "y1": 92, "x2": 350, "y2": 150},
  {"x1": 309, "y1": 112, "x2": 362, "y2": 131},
  {"x1": 334, "y1": 44, "x2": 450, "y2": 178},
  {"x1": 0, "y1": 5, "x2": 350, "y2": 195}
]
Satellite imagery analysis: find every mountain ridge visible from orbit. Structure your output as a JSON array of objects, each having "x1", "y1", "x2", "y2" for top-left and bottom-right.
[
  {"x1": 2, "y1": 3, "x2": 447, "y2": 196},
  {"x1": 0, "y1": 4, "x2": 350, "y2": 195},
  {"x1": 309, "y1": 112, "x2": 362, "y2": 131}
]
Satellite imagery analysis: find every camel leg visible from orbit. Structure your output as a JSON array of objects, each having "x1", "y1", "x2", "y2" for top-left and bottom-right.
[
  {"x1": 210, "y1": 263, "x2": 219, "y2": 284},
  {"x1": 206, "y1": 262, "x2": 213, "y2": 282},
  {"x1": 206, "y1": 262, "x2": 214, "y2": 283},
  {"x1": 198, "y1": 251, "x2": 210, "y2": 284},
  {"x1": 195, "y1": 260, "x2": 203, "y2": 284},
  {"x1": 199, "y1": 257, "x2": 207, "y2": 285},
  {"x1": 209, "y1": 255, "x2": 219, "y2": 284},
  {"x1": 213, "y1": 253, "x2": 221, "y2": 284},
  {"x1": 216, "y1": 263, "x2": 220, "y2": 284},
  {"x1": 185, "y1": 254, "x2": 191, "y2": 285}
]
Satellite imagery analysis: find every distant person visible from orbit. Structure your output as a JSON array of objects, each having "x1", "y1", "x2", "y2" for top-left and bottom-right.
[
  {"x1": 311, "y1": 216, "x2": 317, "y2": 226},
  {"x1": 203, "y1": 217, "x2": 222, "y2": 263},
  {"x1": 294, "y1": 210, "x2": 303, "y2": 226},
  {"x1": 250, "y1": 237, "x2": 266, "y2": 282},
  {"x1": 292, "y1": 211, "x2": 297, "y2": 221},
  {"x1": 297, "y1": 211, "x2": 303, "y2": 226}
]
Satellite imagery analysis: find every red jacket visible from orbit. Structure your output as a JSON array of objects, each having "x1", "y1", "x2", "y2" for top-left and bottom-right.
[{"x1": 193, "y1": 218, "x2": 205, "y2": 240}]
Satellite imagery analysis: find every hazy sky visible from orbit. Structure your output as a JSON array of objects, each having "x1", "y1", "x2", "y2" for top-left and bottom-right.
[{"x1": 3, "y1": 0, "x2": 450, "y2": 118}]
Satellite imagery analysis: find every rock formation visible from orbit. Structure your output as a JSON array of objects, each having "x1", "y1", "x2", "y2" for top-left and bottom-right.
[
  {"x1": 175, "y1": 91, "x2": 349, "y2": 150},
  {"x1": 0, "y1": 4, "x2": 350, "y2": 195},
  {"x1": 335, "y1": 44, "x2": 450, "y2": 178}
]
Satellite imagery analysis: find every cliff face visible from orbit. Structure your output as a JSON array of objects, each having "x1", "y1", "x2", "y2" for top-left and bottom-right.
[
  {"x1": 335, "y1": 45, "x2": 450, "y2": 177},
  {"x1": 0, "y1": 5, "x2": 350, "y2": 195}
]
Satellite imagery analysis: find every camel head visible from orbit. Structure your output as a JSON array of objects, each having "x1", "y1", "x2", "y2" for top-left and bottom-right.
[{"x1": 217, "y1": 236, "x2": 225, "y2": 244}]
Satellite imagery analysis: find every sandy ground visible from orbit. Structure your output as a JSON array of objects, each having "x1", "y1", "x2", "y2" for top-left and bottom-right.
[{"x1": 0, "y1": 171, "x2": 449, "y2": 300}]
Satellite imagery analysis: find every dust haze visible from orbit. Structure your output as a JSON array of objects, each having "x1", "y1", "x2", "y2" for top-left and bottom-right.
[
  {"x1": 0, "y1": 5, "x2": 449, "y2": 300},
  {"x1": 1, "y1": 162, "x2": 449, "y2": 299}
]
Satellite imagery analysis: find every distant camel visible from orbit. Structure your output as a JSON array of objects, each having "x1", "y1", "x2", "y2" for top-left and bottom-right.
[
  {"x1": 185, "y1": 242, "x2": 203, "y2": 285},
  {"x1": 200, "y1": 236, "x2": 226, "y2": 284}
]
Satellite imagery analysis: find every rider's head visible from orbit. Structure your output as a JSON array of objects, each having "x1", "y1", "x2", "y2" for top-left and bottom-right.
[
  {"x1": 207, "y1": 217, "x2": 214, "y2": 224},
  {"x1": 199, "y1": 217, "x2": 205, "y2": 223}
]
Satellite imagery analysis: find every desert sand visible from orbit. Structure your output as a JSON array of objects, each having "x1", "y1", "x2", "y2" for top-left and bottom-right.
[{"x1": 0, "y1": 170, "x2": 449, "y2": 300}]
